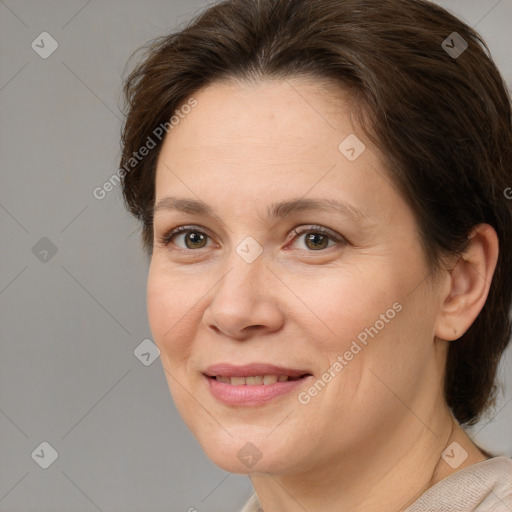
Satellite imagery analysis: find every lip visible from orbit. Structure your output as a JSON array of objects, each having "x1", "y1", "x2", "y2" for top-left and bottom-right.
[
  {"x1": 203, "y1": 363, "x2": 313, "y2": 406},
  {"x1": 204, "y1": 363, "x2": 310, "y2": 378}
]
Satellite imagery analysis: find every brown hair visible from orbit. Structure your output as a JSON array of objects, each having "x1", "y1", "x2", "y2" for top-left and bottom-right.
[{"x1": 119, "y1": 0, "x2": 512, "y2": 426}]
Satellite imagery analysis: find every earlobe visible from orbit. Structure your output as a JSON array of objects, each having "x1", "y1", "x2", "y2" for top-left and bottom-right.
[{"x1": 435, "y1": 224, "x2": 499, "y2": 342}]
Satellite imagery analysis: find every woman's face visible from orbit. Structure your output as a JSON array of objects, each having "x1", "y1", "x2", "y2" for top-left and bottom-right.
[{"x1": 148, "y1": 78, "x2": 448, "y2": 474}]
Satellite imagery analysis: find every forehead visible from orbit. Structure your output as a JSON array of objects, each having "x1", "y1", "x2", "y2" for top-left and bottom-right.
[
  {"x1": 160, "y1": 77, "x2": 355, "y2": 154},
  {"x1": 153, "y1": 78, "x2": 405, "y2": 226},
  {"x1": 157, "y1": 79, "x2": 372, "y2": 177}
]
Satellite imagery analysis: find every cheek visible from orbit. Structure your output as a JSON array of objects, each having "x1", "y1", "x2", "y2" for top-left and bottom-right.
[
  {"x1": 292, "y1": 262, "x2": 430, "y2": 399},
  {"x1": 288, "y1": 264, "x2": 400, "y2": 353},
  {"x1": 146, "y1": 267, "x2": 197, "y2": 366}
]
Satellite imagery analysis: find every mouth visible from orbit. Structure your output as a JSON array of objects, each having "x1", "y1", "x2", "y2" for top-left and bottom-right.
[
  {"x1": 206, "y1": 374, "x2": 308, "y2": 385},
  {"x1": 203, "y1": 363, "x2": 313, "y2": 405}
]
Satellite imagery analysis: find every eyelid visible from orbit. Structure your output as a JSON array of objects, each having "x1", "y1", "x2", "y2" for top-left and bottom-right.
[
  {"x1": 158, "y1": 224, "x2": 347, "y2": 251},
  {"x1": 157, "y1": 225, "x2": 215, "y2": 248},
  {"x1": 286, "y1": 225, "x2": 345, "y2": 247}
]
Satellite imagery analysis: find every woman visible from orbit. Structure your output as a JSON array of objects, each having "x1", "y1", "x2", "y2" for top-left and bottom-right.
[{"x1": 119, "y1": 0, "x2": 512, "y2": 510}]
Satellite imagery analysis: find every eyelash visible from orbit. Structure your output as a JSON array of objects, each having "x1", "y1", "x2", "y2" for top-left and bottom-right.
[{"x1": 157, "y1": 225, "x2": 346, "y2": 252}]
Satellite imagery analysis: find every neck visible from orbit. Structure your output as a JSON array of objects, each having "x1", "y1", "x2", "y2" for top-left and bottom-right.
[{"x1": 249, "y1": 408, "x2": 487, "y2": 512}]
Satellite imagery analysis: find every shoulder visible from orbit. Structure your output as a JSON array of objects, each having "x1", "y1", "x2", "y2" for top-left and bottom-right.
[
  {"x1": 406, "y1": 456, "x2": 512, "y2": 512},
  {"x1": 239, "y1": 458, "x2": 512, "y2": 512},
  {"x1": 239, "y1": 493, "x2": 262, "y2": 512}
]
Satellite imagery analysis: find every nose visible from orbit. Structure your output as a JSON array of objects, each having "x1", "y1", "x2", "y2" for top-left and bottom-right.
[{"x1": 201, "y1": 253, "x2": 285, "y2": 341}]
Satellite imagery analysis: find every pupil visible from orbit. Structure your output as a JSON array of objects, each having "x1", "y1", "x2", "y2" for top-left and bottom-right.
[
  {"x1": 183, "y1": 232, "x2": 328, "y2": 250},
  {"x1": 306, "y1": 233, "x2": 327, "y2": 250},
  {"x1": 187, "y1": 232, "x2": 205, "y2": 248}
]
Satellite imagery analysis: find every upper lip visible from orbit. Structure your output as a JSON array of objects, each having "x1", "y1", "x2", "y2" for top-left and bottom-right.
[{"x1": 204, "y1": 363, "x2": 311, "y2": 378}]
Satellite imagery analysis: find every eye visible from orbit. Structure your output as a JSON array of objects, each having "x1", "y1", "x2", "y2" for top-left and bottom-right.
[
  {"x1": 158, "y1": 224, "x2": 346, "y2": 253},
  {"x1": 288, "y1": 225, "x2": 346, "y2": 251},
  {"x1": 158, "y1": 226, "x2": 213, "y2": 250}
]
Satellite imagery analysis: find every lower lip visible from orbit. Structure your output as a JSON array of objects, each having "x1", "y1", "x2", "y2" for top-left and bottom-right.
[{"x1": 204, "y1": 375, "x2": 312, "y2": 406}]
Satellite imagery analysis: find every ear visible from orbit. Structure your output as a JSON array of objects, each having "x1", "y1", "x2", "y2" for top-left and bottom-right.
[{"x1": 435, "y1": 224, "x2": 499, "y2": 341}]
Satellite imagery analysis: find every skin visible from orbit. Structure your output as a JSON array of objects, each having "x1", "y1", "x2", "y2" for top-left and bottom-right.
[{"x1": 147, "y1": 78, "x2": 498, "y2": 512}]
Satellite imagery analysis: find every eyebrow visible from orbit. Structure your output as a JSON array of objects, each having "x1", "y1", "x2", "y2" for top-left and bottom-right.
[{"x1": 153, "y1": 196, "x2": 369, "y2": 223}]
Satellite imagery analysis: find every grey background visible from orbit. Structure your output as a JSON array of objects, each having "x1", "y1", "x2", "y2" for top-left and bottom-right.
[{"x1": 0, "y1": 1, "x2": 511, "y2": 511}]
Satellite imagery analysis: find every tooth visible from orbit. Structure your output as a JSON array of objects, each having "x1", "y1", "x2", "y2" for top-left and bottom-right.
[
  {"x1": 263, "y1": 375, "x2": 278, "y2": 385},
  {"x1": 215, "y1": 375, "x2": 294, "y2": 385},
  {"x1": 246, "y1": 376, "x2": 264, "y2": 385}
]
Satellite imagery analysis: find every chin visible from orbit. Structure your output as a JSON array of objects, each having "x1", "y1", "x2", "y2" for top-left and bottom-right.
[
  {"x1": 194, "y1": 430, "x2": 301, "y2": 474},
  {"x1": 205, "y1": 447, "x2": 286, "y2": 474}
]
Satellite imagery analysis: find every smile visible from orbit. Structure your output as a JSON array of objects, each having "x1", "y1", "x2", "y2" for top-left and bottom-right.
[
  {"x1": 212, "y1": 375, "x2": 301, "y2": 385},
  {"x1": 203, "y1": 363, "x2": 312, "y2": 405}
]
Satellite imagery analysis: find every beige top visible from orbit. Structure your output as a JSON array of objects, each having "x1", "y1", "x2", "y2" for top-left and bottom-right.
[{"x1": 240, "y1": 456, "x2": 512, "y2": 512}]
